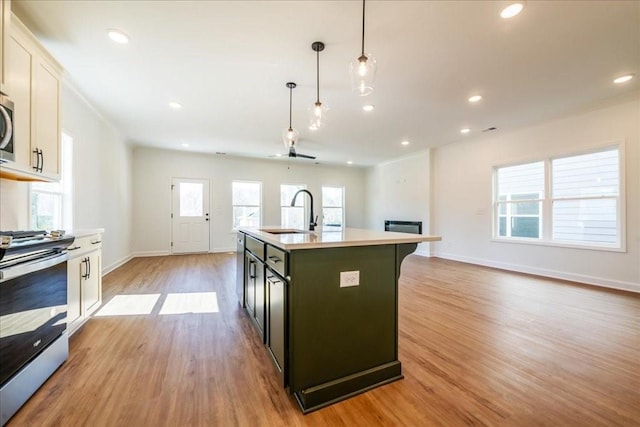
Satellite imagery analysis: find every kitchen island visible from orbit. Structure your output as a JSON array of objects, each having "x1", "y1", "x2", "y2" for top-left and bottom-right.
[{"x1": 237, "y1": 227, "x2": 441, "y2": 413}]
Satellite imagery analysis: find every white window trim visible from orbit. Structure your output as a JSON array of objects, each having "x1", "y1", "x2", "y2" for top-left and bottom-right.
[
  {"x1": 492, "y1": 142, "x2": 625, "y2": 253},
  {"x1": 231, "y1": 180, "x2": 262, "y2": 231},
  {"x1": 321, "y1": 186, "x2": 345, "y2": 229}
]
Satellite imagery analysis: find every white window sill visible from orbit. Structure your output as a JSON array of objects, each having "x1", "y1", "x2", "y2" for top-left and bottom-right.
[{"x1": 491, "y1": 237, "x2": 626, "y2": 253}]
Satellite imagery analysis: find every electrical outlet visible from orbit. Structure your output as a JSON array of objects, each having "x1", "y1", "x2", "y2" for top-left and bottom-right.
[{"x1": 340, "y1": 271, "x2": 360, "y2": 288}]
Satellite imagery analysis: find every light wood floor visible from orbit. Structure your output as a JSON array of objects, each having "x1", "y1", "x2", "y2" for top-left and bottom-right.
[{"x1": 9, "y1": 254, "x2": 640, "y2": 426}]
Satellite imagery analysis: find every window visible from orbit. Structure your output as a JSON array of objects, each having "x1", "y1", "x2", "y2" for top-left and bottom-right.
[
  {"x1": 30, "y1": 133, "x2": 73, "y2": 230},
  {"x1": 551, "y1": 149, "x2": 620, "y2": 245},
  {"x1": 493, "y1": 145, "x2": 622, "y2": 250},
  {"x1": 232, "y1": 181, "x2": 261, "y2": 229},
  {"x1": 280, "y1": 184, "x2": 306, "y2": 229},
  {"x1": 495, "y1": 162, "x2": 544, "y2": 238},
  {"x1": 322, "y1": 186, "x2": 344, "y2": 231}
]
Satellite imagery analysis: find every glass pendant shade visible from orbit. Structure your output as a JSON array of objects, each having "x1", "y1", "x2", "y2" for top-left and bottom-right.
[
  {"x1": 309, "y1": 41, "x2": 328, "y2": 130},
  {"x1": 283, "y1": 126, "x2": 299, "y2": 148},
  {"x1": 283, "y1": 82, "x2": 298, "y2": 148},
  {"x1": 350, "y1": 53, "x2": 377, "y2": 96},
  {"x1": 308, "y1": 101, "x2": 328, "y2": 130}
]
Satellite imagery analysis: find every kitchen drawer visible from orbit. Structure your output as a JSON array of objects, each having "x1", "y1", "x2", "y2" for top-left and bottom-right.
[
  {"x1": 245, "y1": 235, "x2": 265, "y2": 260},
  {"x1": 266, "y1": 245, "x2": 287, "y2": 277},
  {"x1": 67, "y1": 234, "x2": 102, "y2": 258}
]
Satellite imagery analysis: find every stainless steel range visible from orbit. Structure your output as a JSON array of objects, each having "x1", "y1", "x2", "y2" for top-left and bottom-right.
[{"x1": 0, "y1": 230, "x2": 74, "y2": 426}]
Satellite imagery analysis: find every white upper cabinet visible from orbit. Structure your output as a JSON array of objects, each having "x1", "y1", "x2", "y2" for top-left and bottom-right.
[
  {"x1": 1, "y1": 12, "x2": 62, "y2": 182},
  {"x1": 0, "y1": 0, "x2": 10, "y2": 91}
]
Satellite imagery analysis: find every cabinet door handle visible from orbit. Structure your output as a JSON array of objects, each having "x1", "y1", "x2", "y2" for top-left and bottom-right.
[
  {"x1": 32, "y1": 149, "x2": 39, "y2": 171},
  {"x1": 87, "y1": 257, "x2": 91, "y2": 279},
  {"x1": 38, "y1": 149, "x2": 44, "y2": 172},
  {"x1": 81, "y1": 258, "x2": 88, "y2": 279},
  {"x1": 249, "y1": 260, "x2": 256, "y2": 279}
]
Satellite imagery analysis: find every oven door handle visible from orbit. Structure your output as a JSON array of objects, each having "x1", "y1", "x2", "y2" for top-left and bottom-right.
[{"x1": 0, "y1": 252, "x2": 68, "y2": 282}]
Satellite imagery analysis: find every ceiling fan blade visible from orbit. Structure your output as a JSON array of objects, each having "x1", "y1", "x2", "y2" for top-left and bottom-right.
[{"x1": 295, "y1": 153, "x2": 316, "y2": 160}]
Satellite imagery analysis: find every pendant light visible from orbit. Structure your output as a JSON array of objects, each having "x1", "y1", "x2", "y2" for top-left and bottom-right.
[
  {"x1": 283, "y1": 82, "x2": 299, "y2": 148},
  {"x1": 309, "y1": 41, "x2": 328, "y2": 130},
  {"x1": 349, "y1": 0, "x2": 376, "y2": 96}
]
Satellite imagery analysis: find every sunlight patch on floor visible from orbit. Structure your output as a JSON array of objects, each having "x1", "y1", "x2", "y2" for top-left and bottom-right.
[
  {"x1": 159, "y1": 292, "x2": 219, "y2": 315},
  {"x1": 94, "y1": 292, "x2": 220, "y2": 317},
  {"x1": 94, "y1": 294, "x2": 161, "y2": 316}
]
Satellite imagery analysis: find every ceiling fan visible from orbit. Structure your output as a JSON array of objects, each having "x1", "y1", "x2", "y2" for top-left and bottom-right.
[{"x1": 287, "y1": 142, "x2": 316, "y2": 160}]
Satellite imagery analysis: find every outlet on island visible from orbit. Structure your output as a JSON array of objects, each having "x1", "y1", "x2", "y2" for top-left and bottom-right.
[{"x1": 340, "y1": 271, "x2": 360, "y2": 288}]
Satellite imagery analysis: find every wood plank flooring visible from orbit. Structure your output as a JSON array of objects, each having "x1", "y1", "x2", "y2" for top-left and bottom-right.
[{"x1": 8, "y1": 254, "x2": 640, "y2": 426}]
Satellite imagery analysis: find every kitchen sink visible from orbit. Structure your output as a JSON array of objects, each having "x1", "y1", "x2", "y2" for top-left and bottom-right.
[{"x1": 260, "y1": 229, "x2": 311, "y2": 235}]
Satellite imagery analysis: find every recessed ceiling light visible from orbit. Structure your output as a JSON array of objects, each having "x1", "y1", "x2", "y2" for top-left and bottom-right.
[
  {"x1": 468, "y1": 95, "x2": 482, "y2": 103},
  {"x1": 309, "y1": 124, "x2": 318, "y2": 131},
  {"x1": 613, "y1": 74, "x2": 634, "y2": 84},
  {"x1": 401, "y1": 140, "x2": 410, "y2": 146},
  {"x1": 275, "y1": 153, "x2": 283, "y2": 157},
  {"x1": 362, "y1": 105, "x2": 375, "y2": 112},
  {"x1": 500, "y1": 3, "x2": 524, "y2": 19},
  {"x1": 169, "y1": 102, "x2": 182, "y2": 109},
  {"x1": 181, "y1": 143, "x2": 190, "y2": 148},
  {"x1": 107, "y1": 29, "x2": 129, "y2": 44},
  {"x1": 460, "y1": 128, "x2": 471, "y2": 134},
  {"x1": 347, "y1": 160, "x2": 353, "y2": 165}
]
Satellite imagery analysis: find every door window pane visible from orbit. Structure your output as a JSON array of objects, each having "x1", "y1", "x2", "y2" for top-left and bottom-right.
[{"x1": 179, "y1": 182, "x2": 203, "y2": 217}]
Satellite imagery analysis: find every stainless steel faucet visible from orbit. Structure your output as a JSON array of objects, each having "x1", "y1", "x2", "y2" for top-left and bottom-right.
[{"x1": 291, "y1": 189, "x2": 318, "y2": 231}]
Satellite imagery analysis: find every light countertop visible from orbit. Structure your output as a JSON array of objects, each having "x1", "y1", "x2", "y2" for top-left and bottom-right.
[
  {"x1": 68, "y1": 228, "x2": 105, "y2": 238},
  {"x1": 240, "y1": 226, "x2": 442, "y2": 250}
]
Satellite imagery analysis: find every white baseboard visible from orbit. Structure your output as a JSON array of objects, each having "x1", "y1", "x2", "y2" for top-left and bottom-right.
[
  {"x1": 211, "y1": 247, "x2": 236, "y2": 253},
  {"x1": 102, "y1": 254, "x2": 134, "y2": 276},
  {"x1": 413, "y1": 248, "x2": 433, "y2": 257},
  {"x1": 433, "y1": 251, "x2": 640, "y2": 294},
  {"x1": 130, "y1": 250, "x2": 171, "y2": 258}
]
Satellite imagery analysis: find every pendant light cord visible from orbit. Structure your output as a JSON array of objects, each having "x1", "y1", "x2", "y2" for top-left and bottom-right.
[
  {"x1": 289, "y1": 86, "x2": 293, "y2": 129},
  {"x1": 316, "y1": 49, "x2": 320, "y2": 103},
  {"x1": 361, "y1": 0, "x2": 366, "y2": 56}
]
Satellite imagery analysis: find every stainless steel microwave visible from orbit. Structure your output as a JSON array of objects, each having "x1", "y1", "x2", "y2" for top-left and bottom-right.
[{"x1": 0, "y1": 93, "x2": 15, "y2": 163}]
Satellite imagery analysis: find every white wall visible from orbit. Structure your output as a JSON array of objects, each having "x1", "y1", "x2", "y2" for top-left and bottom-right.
[
  {"x1": 63, "y1": 84, "x2": 133, "y2": 273},
  {"x1": 131, "y1": 147, "x2": 367, "y2": 255},
  {"x1": 0, "y1": 84, "x2": 133, "y2": 272},
  {"x1": 365, "y1": 150, "x2": 432, "y2": 255},
  {"x1": 431, "y1": 93, "x2": 640, "y2": 292}
]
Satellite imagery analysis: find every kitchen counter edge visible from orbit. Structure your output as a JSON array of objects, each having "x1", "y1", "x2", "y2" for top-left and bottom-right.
[
  {"x1": 239, "y1": 227, "x2": 442, "y2": 251},
  {"x1": 68, "y1": 228, "x2": 104, "y2": 238}
]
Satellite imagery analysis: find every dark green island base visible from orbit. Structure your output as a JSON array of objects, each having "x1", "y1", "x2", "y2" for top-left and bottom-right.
[{"x1": 237, "y1": 227, "x2": 440, "y2": 413}]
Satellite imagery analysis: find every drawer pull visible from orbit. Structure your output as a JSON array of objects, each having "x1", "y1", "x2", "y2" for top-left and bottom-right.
[
  {"x1": 68, "y1": 246, "x2": 81, "y2": 251},
  {"x1": 268, "y1": 256, "x2": 281, "y2": 264},
  {"x1": 91, "y1": 240, "x2": 102, "y2": 245}
]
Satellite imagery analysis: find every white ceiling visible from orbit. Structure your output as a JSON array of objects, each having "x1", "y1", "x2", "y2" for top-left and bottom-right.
[{"x1": 12, "y1": 1, "x2": 640, "y2": 166}]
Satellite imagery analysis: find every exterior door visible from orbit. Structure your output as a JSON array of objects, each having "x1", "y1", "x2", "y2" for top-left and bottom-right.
[{"x1": 171, "y1": 178, "x2": 210, "y2": 254}]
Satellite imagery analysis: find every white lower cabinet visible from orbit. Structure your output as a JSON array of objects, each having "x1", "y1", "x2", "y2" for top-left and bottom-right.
[{"x1": 67, "y1": 232, "x2": 103, "y2": 335}]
